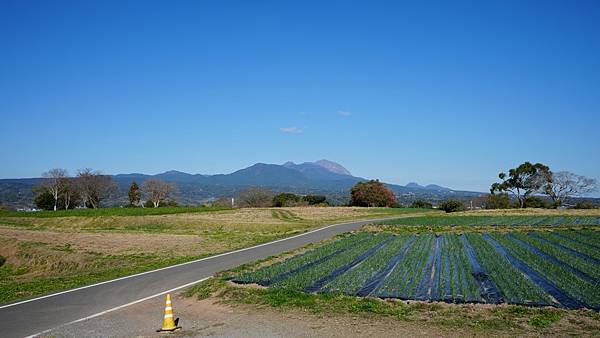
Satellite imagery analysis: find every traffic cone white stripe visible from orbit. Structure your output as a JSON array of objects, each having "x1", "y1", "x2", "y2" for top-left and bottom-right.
[{"x1": 158, "y1": 293, "x2": 180, "y2": 332}]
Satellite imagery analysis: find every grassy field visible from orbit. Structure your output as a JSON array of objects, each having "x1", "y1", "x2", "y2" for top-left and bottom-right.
[
  {"x1": 191, "y1": 208, "x2": 600, "y2": 336},
  {"x1": 0, "y1": 206, "x2": 228, "y2": 218},
  {"x1": 0, "y1": 206, "x2": 434, "y2": 304}
]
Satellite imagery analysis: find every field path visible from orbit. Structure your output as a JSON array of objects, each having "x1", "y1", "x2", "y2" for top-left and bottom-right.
[{"x1": 0, "y1": 217, "x2": 397, "y2": 338}]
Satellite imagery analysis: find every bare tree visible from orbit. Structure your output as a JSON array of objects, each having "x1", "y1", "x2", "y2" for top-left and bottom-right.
[
  {"x1": 61, "y1": 177, "x2": 79, "y2": 210},
  {"x1": 42, "y1": 168, "x2": 68, "y2": 211},
  {"x1": 142, "y1": 179, "x2": 176, "y2": 208},
  {"x1": 237, "y1": 187, "x2": 274, "y2": 208},
  {"x1": 545, "y1": 171, "x2": 598, "y2": 206},
  {"x1": 76, "y1": 169, "x2": 118, "y2": 208}
]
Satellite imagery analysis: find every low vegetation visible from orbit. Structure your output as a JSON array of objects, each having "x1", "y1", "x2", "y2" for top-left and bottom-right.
[
  {"x1": 188, "y1": 253, "x2": 599, "y2": 336},
  {"x1": 0, "y1": 206, "x2": 227, "y2": 218},
  {"x1": 0, "y1": 206, "x2": 433, "y2": 304},
  {"x1": 232, "y1": 228, "x2": 599, "y2": 309},
  {"x1": 438, "y1": 199, "x2": 465, "y2": 213}
]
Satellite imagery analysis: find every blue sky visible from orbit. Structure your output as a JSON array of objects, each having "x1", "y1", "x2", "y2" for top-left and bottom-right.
[{"x1": 1, "y1": 0, "x2": 599, "y2": 193}]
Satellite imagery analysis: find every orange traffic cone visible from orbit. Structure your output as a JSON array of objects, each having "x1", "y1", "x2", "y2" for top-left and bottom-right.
[{"x1": 157, "y1": 294, "x2": 181, "y2": 332}]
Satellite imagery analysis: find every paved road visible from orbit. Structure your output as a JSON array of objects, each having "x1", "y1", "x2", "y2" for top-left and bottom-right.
[{"x1": 0, "y1": 217, "x2": 394, "y2": 338}]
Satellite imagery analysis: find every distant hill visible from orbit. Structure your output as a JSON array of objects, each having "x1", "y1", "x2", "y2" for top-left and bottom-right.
[
  {"x1": 283, "y1": 160, "x2": 355, "y2": 181},
  {"x1": 0, "y1": 160, "x2": 484, "y2": 208}
]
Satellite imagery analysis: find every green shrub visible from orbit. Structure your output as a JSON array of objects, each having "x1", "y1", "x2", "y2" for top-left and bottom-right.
[
  {"x1": 570, "y1": 201, "x2": 597, "y2": 209},
  {"x1": 524, "y1": 196, "x2": 551, "y2": 208},
  {"x1": 302, "y1": 195, "x2": 327, "y2": 205},
  {"x1": 272, "y1": 193, "x2": 301, "y2": 207},
  {"x1": 410, "y1": 200, "x2": 432, "y2": 209},
  {"x1": 438, "y1": 199, "x2": 465, "y2": 213},
  {"x1": 484, "y1": 193, "x2": 512, "y2": 209},
  {"x1": 0, "y1": 256, "x2": 6, "y2": 268},
  {"x1": 528, "y1": 309, "x2": 562, "y2": 328}
]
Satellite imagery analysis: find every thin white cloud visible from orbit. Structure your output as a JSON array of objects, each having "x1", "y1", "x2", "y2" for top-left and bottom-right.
[
  {"x1": 338, "y1": 111, "x2": 351, "y2": 117},
  {"x1": 280, "y1": 127, "x2": 302, "y2": 134}
]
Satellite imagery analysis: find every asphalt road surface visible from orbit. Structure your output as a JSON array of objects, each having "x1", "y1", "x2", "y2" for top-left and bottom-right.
[{"x1": 0, "y1": 217, "x2": 394, "y2": 338}]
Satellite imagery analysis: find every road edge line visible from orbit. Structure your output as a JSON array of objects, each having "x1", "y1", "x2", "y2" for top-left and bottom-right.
[
  {"x1": 24, "y1": 277, "x2": 213, "y2": 338},
  {"x1": 0, "y1": 216, "x2": 396, "y2": 310}
]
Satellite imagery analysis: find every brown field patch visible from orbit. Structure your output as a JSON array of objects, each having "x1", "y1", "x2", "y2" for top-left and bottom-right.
[{"x1": 0, "y1": 227, "x2": 207, "y2": 256}]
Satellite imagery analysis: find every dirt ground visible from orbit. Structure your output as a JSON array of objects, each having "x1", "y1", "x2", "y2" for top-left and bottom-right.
[
  {"x1": 39, "y1": 293, "x2": 478, "y2": 338},
  {"x1": 42, "y1": 292, "x2": 600, "y2": 338},
  {"x1": 0, "y1": 226, "x2": 206, "y2": 256}
]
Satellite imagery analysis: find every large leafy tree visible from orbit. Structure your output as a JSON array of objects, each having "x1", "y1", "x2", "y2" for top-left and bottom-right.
[
  {"x1": 490, "y1": 162, "x2": 551, "y2": 208},
  {"x1": 350, "y1": 180, "x2": 396, "y2": 207}
]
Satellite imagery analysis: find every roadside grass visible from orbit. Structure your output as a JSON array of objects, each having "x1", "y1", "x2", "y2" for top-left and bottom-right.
[
  {"x1": 0, "y1": 231, "x2": 223, "y2": 304},
  {"x1": 0, "y1": 253, "x2": 196, "y2": 304},
  {"x1": 0, "y1": 232, "x2": 276, "y2": 304},
  {"x1": 184, "y1": 276, "x2": 599, "y2": 335},
  {"x1": 0, "y1": 207, "x2": 434, "y2": 305}
]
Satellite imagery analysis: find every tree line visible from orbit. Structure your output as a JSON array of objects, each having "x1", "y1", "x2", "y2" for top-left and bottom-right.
[
  {"x1": 489, "y1": 162, "x2": 597, "y2": 208},
  {"x1": 35, "y1": 168, "x2": 118, "y2": 210},
  {"x1": 31, "y1": 162, "x2": 598, "y2": 212},
  {"x1": 34, "y1": 168, "x2": 178, "y2": 210},
  {"x1": 345, "y1": 165, "x2": 598, "y2": 212},
  {"x1": 210, "y1": 187, "x2": 329, "y2": 208}
]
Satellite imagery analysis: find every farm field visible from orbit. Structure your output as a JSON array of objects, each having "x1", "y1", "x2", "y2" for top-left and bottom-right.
[
  {"x1": 233, "y1": 229, "x2": 600, "y2": 310},
  {"x1": 380, "y1": 215, "x2": 600, "y2": 227}
]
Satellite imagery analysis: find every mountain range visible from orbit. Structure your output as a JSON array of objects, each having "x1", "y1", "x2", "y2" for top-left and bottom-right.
[{"x1": 0, "y1": 160, "x2": 484, "y2": 208}]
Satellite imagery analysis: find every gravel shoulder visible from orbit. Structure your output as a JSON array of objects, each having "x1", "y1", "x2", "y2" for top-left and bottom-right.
[{"x1": 42, "y1": 293, "x2": 475, "y2": 338}]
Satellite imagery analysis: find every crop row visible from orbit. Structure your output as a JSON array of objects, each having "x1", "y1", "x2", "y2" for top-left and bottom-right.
[
  {"x1": 234, "y1": 229, "x2": 599, "y2": 309},
  {"x1": 463, "y1": 233, "x2": 551, "y2": 305},
  {"x1": 539, "y1": 231, "x2": 600, "y2": 261},
  {"x1": 271, "y1": 233, "x2": 393, "y2": 290},
  {"x1": 381, "y1": 216, "x2": 600, "y2": 227},
  {"x1": 321, "y1": 235, "x2": 413, "y2": 295},
  {"x1": 375, "y1": 234, "x2": 436, "y2": 299},
  {"x1": 489, "y1": 233, "x2": 599, "y2": 309},
  {"x1": 233, "y1": 232, "x2": 375, "y2": 285}
]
